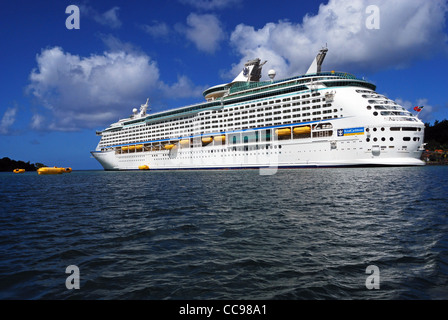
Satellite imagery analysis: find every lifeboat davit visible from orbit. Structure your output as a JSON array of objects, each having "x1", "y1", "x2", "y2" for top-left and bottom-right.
[
  {"x1": 293, "y1": 126, "x2": 311, "y2": 134},
  {"x1": 13, "y1": 168, "x2": 25, "y2": 173},
  {"x1": 37, "y1": 167, "x2": 72, "y2": 175},
  {"x1": 138, "y1": 165, "x2": 149, "y2": 170},
  {"x1": 275, "y1": 128, "x2": 291, "y2": 136}
]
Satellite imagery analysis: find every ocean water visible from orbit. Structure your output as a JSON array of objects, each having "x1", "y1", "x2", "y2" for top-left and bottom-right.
[{"x1": 1, "y1": 166, "x2": 448, "y2": 300}]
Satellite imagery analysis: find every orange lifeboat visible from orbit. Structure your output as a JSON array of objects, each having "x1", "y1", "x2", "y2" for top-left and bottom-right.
[
  {"x1": 179, "y1": 139, "x2": 190, "y2": 145},
  {"x1": 165, "y1": 144, "x2": 175, "y2": 150},
  {"x1": 202, "y1": 137, "x2": 213, "y2": 144},
  {"x1": 275, "y1": 128, "x2": 291, "y2": 136},
  {"x1": 293, "y1": 126, "x2": 311, "y2": 135},
  {"x1": 214, "y1": 135, "x2": 226, "y2": 143}
]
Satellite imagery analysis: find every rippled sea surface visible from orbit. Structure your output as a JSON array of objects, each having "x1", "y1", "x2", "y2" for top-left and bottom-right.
[{"x1": 1, "y1": 166, "x2": 448, "y2": 300}]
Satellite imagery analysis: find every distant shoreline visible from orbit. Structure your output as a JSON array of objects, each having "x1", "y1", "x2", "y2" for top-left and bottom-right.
[{"x1": 424, "y1": 161, "x2": 448, "y2": 166}]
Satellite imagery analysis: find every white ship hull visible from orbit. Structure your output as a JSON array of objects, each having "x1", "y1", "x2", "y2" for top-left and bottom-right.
[
  {"x1": 92, "y1": 149, "x2": 424, "y2": 171},
  {"x1": 92, "y1": 119, "x2": 424, "y2": 170}
]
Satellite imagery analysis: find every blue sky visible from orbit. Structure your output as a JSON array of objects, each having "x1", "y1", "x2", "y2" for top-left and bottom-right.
[{"x1": 1, "y1": 0, "x2": 447, "y2": 170}]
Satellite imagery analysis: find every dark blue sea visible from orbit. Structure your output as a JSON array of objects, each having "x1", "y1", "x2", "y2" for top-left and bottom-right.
[{"x1": 1, "y1": 166, "x2": 448, "y2": 300}]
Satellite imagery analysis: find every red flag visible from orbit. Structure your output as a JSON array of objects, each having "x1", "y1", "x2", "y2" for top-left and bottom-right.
[{"x1": 414, "y1": 106, "x2": 424, "y2": 112}]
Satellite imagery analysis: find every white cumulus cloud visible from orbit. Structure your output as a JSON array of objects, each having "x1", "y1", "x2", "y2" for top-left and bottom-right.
[
  {"x1": 95, "y1": 7, "x2": 122, "y2": 29},
  {"x1": 141, "y1": 21, "x2": 171, "y2": 38},
  {"x1": 80, "y1": 5, "x2": 122, "y2": 29},
  {"x1": 0, "y1": 106, "x2": 18, "y2": 134},
  {"x1": 30, "y1": 113, "x2": 45, "y2": 130},
  {"x1": 229, "y1": 0, "x2": 448, "y2": 80},
  {"x1": 27, "y1": 47, "x2": 205, "y2": 131},
  {"x1": 180, "y1": 13, "x2": 226, "y2": 53}
]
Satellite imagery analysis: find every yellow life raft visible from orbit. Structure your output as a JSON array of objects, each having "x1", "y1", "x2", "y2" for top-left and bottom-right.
[
  {"x1": 13, "y1": 168, "x2": 25, "y2": 173},
  {"x1": 37, "y1": 167, "x2": 72, "y2": 175}
]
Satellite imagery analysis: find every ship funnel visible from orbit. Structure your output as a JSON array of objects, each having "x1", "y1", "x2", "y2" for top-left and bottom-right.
[
  {"x1": 232, "y1": 58, "x2": 267, "y2": 83},
  {"x1": 306, "y1": 47, "x2": 328, "y2": 75}
]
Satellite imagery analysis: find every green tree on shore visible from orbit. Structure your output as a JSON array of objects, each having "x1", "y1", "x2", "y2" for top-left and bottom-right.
[
  {"x1": 425, "y1": 120, "x2": 448, "y2": 151},
  {"x1": 0, "y1": 157, "x2": 45, "y2": 172}
]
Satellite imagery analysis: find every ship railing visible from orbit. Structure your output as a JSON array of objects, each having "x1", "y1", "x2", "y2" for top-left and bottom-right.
[{"x1": 228, "y1": 71, "x2": 365, "y2": 97}]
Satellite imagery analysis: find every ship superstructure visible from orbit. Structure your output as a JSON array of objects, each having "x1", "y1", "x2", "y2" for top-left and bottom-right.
[{"x1": 92, "y1": 49, "x2": 425, "y2": 170}]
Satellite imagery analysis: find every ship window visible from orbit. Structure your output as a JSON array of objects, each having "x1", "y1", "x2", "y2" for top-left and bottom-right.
[{"x1": 403, "y1": 137, "x2": 411, "y2": 141}]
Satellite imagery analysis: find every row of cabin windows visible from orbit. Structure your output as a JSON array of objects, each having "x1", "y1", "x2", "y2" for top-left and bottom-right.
[
  {"x1": 100, "y1": 92, "x2": 333, "y2": 146},
  {"x1": 101, "y1": 92, "x2": 327, "y2": 146}
]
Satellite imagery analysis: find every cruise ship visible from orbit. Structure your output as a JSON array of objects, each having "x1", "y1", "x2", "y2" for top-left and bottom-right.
[{"x1": 92, "y1": 48, "x2": 425, "y2": 170}]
